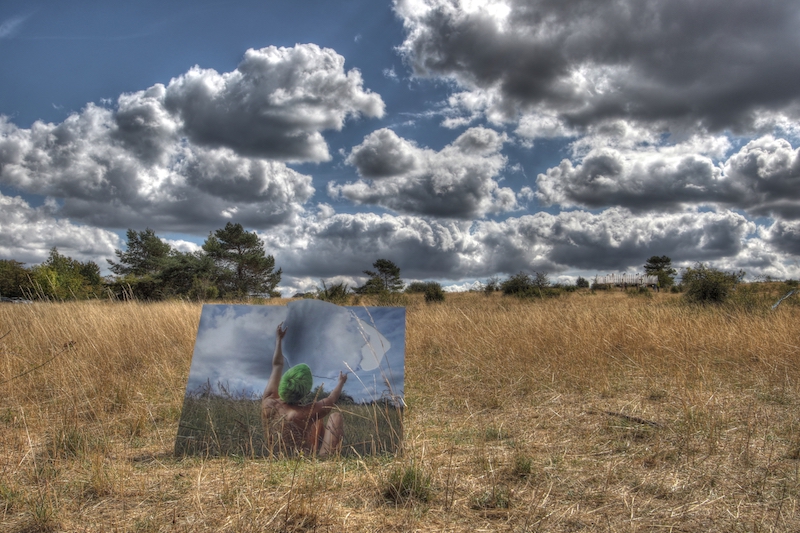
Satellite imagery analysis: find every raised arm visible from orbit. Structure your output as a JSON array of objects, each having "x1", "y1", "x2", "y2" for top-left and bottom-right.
[
  {"x1": 263, "y1": 323, "x2": 288, "y2": 399},
  {"x1": 310, "y1": 371, "x2": 348, "y2": 416}
]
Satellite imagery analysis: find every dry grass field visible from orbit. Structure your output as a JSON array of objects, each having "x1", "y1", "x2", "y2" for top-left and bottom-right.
[{"x1": 1, "y1": 289, "x2": 799, "y2": 532}]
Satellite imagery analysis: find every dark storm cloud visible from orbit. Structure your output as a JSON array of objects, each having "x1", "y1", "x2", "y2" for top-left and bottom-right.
[
  {"x1": 396, "y1": 0, "x2": 800, "y2": 134},
  {"x1": 179, "y1": 147, "x2": 313, "y2": 205},
  {"x1": 111, "y1": 85, "x2": 178, "y2": 165},
  {"x1": 723, "y1": 240, "x2": 783, "y2": 272},
  {"x1": 536, "y1": 150, "x2": 723, "y2": 212},
  {"x1": 765, "y1": 220, "x2": 800, "y2": 256},
  {"x1": 332, "y1": 127, "x2": 517, "y2": 218},
  {"x1": 722, "y1": 136, "x2": 800, "y2": 219}
]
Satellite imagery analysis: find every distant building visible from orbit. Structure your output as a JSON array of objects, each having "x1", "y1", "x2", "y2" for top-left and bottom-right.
[{"x1": 594, "y1": 273, "x2": 659, "y2": 287}]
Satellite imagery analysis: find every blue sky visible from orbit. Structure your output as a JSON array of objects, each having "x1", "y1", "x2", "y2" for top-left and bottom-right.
[{"x1": 2, "y1": 0, "x2": 800, "y2": 294}]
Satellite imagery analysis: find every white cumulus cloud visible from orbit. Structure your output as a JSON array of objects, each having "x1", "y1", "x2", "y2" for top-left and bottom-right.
[
  {"x1": 164, "y1": 44, "x2": 385, "y2": 162},
  {"x1": 331, "y1": 127, "x2": 515, "y2": 218},
  {"x1": 0, "y1": 43, "x2": 387, "y2": 233},
  {"x1": 0, "y1": 192, "x2": 120, "y2": 266}
]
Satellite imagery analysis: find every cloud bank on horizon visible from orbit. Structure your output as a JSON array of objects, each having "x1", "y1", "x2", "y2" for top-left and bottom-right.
[{"x1": 1, "y1": 0, "x2": 800, "y2": 293}]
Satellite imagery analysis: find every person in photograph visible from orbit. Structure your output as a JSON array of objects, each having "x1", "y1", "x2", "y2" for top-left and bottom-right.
[{"x1": 261, "y1": 323, "x2": 348, "y2": 456}]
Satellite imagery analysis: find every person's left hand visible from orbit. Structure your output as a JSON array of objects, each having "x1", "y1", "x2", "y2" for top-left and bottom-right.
[{"x1": 276, "y1": 322, "x2": 288, "y2": 340}]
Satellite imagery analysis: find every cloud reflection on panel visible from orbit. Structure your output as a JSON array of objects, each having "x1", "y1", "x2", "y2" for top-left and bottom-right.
[{"x1": 282, "y1": 299, "x2": 389, "y2": 377}]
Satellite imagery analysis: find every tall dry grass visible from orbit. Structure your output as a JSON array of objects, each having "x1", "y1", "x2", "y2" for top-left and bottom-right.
[{"x1": 1, "y1": 291, "x2": 799, "y2": 531}]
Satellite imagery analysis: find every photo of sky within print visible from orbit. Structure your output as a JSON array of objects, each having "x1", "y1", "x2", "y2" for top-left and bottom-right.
[{"x1": 185, "y1": 300, "x2": 405, "y2": 404}]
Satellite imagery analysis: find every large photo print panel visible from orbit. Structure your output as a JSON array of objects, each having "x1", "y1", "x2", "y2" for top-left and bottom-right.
[{"x1": 176, "y1": 300, "x2": 405, "y2": 457}]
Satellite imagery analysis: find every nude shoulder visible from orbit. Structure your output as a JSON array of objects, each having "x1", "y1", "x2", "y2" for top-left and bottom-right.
[
  {"x1": 262, "y1": 396, "x2": 281, "y2": 411},
  {"x1": 262, "y1": 398, "x2": 298, "y2": 418}
]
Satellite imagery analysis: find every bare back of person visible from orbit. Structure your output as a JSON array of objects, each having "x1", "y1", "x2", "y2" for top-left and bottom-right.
[
  {"x1": 262, "y1": 397, "x2": 325, "y2": 452},
  {"x1": 261, "y1": 323, "x2": 347, "y2": 457}
]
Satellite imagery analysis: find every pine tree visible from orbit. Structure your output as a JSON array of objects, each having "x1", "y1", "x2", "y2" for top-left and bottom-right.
[
  {"x1": 644, "y1": 255, "x2": 677, "y2": 289},
  {"x1": 355, "y1": 259, "x2": 404, "y2": 294},
  {"x1": 202, "y1": 222, "x2": 281, "y2": 297},
  {"x1": 108, "y1": 228, "x2": 172, "y2": 276}
]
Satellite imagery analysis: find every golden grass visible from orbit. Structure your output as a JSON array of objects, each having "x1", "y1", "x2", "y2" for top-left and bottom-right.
[{"x1": 1, "y1": 291, "x2": 799, "y2": 532}]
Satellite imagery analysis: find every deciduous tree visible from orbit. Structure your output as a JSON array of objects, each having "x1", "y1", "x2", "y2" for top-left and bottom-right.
[
  {"x1": 29, "y1": 248, "x2": 103, "y2": 300},
  {"x1": 0, "y1": 259, "x2": 30, "y2": 298}
]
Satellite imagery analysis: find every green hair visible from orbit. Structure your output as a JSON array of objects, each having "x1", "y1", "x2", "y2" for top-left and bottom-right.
[{"x1": 279, "y1": 364, "x2": 313, "y2": 404}]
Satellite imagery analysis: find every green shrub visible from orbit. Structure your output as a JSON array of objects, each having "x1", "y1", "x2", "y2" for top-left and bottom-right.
[
  {"x1": 423, "y1": 282, "x2": 445, "y2": 303},
  {"x1": 0, "y1": 259, "x2": 30, "y2": 298},
  {"x1": 626, "y1": 286, "x2": 652, "y2": 298},
  {"x1": 501, "y1": 272, "x2": 532, "y2": 296},
  {"x1": 483, "y1": 276, "x2": 500, "y2": 296},
  {"x1": 501, "y1": 271, "x2": 551, "y2": 298},
  {"x1": 316, "y1": 280, "x2": 350, "y2": 304},
  {"x1": 682, "y1": 264, "x2": 744, "y2": 304},
  {"x1": 406, "y1": 281, "x2": 446, "y2": 302},
  {"x1": 404, "y1": 281, "x2": 429, "y2": 293},
  {"x1": 644, "y1": 255, "x2": 677, "y2": 289}
]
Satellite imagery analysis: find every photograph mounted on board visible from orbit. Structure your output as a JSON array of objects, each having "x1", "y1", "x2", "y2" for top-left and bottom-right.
[{"x1": 175, "y1": 299, "x2": 405, "y2": 457}]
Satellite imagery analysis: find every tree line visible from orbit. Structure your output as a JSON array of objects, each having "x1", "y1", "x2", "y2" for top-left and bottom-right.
[
  {"x1": 0, "y1": 248, "x2": 104, "y2": 300},
  {"x1": 0, "y1": 231, "x2": 753, "y2": 306},
  {"x1": 0, "y1": 223, "x2": 281, "y2": 301},
  {"x1": 480, "y1": 255, "x2": 754, "y2": 305},
  {"x1": 304, "y1": 258, "x2": 445, "y2": 304}
]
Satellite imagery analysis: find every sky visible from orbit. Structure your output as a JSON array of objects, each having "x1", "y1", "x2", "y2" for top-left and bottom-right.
[
  {"x1": 2, "y1": 0, "x2": 800, "y2": 295},
  {"x1": 186, "y1": 301, "x2": 405, "y2": 404}
]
